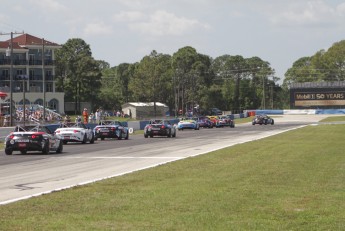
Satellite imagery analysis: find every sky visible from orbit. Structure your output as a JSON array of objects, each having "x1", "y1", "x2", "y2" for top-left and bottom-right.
[{"x1": 1, "y1": 0, "x2": 345, "y2": 84}]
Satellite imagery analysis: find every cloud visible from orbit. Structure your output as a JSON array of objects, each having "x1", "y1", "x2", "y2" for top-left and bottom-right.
[
  {"x1": 267, "y1": 1, "x2": 341, "y2": 27},
  {"x1": 128, "y1": 10, "x2": 210, "y2": 36},
  {"x1": 83, "y1": 22, "x2": 113, "y2": 37},
  {"x1": 112, "y1": 11, "x2": 145, "y2": 22},
  {"x1": 29, "y1": 0, "x2": 68, "y2": 12}
]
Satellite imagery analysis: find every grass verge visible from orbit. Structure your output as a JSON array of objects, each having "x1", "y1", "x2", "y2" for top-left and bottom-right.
[{"x1": 0, "y1": 124, "x2": 344, "y2": 230}]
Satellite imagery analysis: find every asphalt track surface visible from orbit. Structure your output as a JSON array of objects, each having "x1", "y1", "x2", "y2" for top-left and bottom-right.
[{"x1": 0, "y1": 115, "x2": 331, "y2": 205}]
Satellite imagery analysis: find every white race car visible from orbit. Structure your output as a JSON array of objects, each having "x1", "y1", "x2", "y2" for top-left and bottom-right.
[{"x1": 55, "y1": 122, "x2": 95, "y2": 144}]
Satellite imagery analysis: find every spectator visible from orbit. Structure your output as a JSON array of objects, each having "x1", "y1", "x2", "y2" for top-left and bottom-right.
[
  {"x1": 95, "y1": 109, "x2": 101, "y2": 123},
  {"x1": 82, "y1": 108, "x2": 88, "y2": 123}
]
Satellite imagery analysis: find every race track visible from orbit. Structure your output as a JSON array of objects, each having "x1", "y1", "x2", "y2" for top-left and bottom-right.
[{"x1": 0, "y1": 115, "x2": 329, "y2": 204}]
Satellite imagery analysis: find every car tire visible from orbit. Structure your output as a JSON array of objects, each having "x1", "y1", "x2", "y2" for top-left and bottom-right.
[
  {"x1": 90, "y1": 134, "x2": 95, "y2": 144},
  {"x1": 42, "y1": 140, "x2": 50, "y2": 154},
  {"x1": 271, "y1": 120, "x2": 274, "y2": 125},
  {"x1": 20, "y1": 150, "x2": 27, "y2": 155},
  {"x1": 5, "y1": 148, "x2": 13, "y2": 155},
  {"x1": 63, "y1": 140, "x2": 68, "y2": 144},
  {"x1": 125, "y1": 132, "x2": 129, "y2": 140},
  {"x1": 82, "y1": 134, "x2": 87, "y2": 144},
  {"x1": 56, "y1": 141, "x2": 63, "y2": 153},
  {"x1": 101, "y1": 137, "x2": 105, "y2": 140},
  {"x1": 144, "y1": 133, "x2": 148, "y2": 138}
]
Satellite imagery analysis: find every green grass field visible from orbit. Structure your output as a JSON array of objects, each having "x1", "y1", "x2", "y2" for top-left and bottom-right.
[{"x1": 0, "y1": 122, "x2": 344, "y2": 230}]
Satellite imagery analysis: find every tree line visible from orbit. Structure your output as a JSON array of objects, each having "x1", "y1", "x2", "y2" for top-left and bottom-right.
[{"x1": 54, "y1": 38, "x2": 345, "y2": 115}]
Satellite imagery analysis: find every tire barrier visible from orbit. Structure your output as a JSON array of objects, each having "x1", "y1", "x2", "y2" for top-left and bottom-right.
[{"x1": 128, "y1": 127, "x2": 134, "y2": 134}]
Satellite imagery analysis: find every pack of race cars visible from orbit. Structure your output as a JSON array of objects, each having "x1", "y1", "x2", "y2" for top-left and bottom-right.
[{"x1": 3, "y1": 114, "x2": 274, "y2": 155}]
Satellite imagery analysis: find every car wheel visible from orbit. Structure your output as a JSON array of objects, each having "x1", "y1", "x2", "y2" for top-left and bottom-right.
[
  {"x1": 56, "y1": 141, "x2": 63, "y2": 153},
  {"x1": 118, "y1": 132, "x2": 122, "y2": 140},
  {"x1": 42, "y1": 140, "x2": 50, "y2": 154},
  {"x1": 101, "y1": 137, "x2": 105, "y2": 140},
  {"x1": 5, "y1": 148, "x2": 12, "y2": 155},
  {"x1": 167, "y1": 131, "x2": 171, "y2": 138},
  {"x1": 125, "y1": 132, "x2": 129, "y2": 140},
  {"x1": 20, "y1": 150, "x2": 27, "y2": 155},
  {"x1": 82, "y1": 134, "x2": 87, "y2": 144},
  {"x1": 172, "y1": 130, "x2": 176, "y2": 137},
  {"x1": 144, "y1": 133, "x2": 148, "y2": 138},
  {"x1": 90, "y1": 134, "x2": 95, "y2": 144},
  {"x1": 271, "y1": 120, "x2": 274, "y2": 125},
  {"x1": 63, "y1": 140, "x2": 68, "y2": 144},
  {"x1": 150, "y1": 134, "x2": 153, "y2": 138}
]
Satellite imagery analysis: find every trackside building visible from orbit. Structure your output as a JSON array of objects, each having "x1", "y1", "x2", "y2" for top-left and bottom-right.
[{"x1": 290, "y1": 81, "x2": 345, "y2": 109}]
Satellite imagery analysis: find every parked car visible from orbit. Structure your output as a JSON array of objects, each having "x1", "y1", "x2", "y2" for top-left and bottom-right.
[
  {"x1": 252, "y1": 115, "x2": 274, "y2": 125},
  {"x1": 218, "y1": 115, "x2": 235, "y2": 128},
  {"x1": 93, "y1": 120, "x2": 129, "y2": 140},
  {"x1": 4, "y1": 124, "x2": 63, "y2": 155},
  {"x1": 177, "y1": 118, "x2": 200, "y2": 130},
  {"x1": 55, "y1": 122, "x2": 95, "y2": 144},
  {"x1": 144, "y1": 120, "x2": 176, "y2": 138},
  {"x1": 210, "y1": 108, "x2": 222, "y2": 115}
]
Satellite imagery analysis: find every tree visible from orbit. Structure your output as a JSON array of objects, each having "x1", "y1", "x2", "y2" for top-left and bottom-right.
[
  {"x1": 129, "y1": 50, "x2": 173, "y2": 117},
  {"x1": 55, "y1": 38, "x2": 102, "y2": 114},
  {"x1": 171, "y1": 46, "x2": 212, "y2": 115},
  {"x1": 284, "y1": 40, "x2": 345, "y2": 86}
]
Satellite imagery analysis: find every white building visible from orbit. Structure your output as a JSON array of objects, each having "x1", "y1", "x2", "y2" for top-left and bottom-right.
[
  {"x1": 121, "y1": 102, "x2": 169, "y2": 119},
  {"x1": 0, "y1": 33, "x2": 64, "y2": 114}
]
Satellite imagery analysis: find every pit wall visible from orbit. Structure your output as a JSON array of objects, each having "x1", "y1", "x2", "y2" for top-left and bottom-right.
[{"x1": 251, "y1": 109, "x2": 345, "y2": 115}]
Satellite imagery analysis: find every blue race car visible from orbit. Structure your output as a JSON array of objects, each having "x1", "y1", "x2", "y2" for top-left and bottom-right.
[
  {"x1": 177, "y1": 118, "x2": 200, "y2": 130},
  {"x1": 195, "y1": 116, "x2": 214, "y2": 128}
]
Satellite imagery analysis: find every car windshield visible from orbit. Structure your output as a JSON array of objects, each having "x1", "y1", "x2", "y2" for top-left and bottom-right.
[
  {"x1": 150, "y1": 120, "x2": 170, "y2": 125},
  {"x1": 61, "y1": 122, "x2": 86, "y2": 128},
  {"x1": 99, "y1": 121, "x2": 122, "y2": 126},
  {"x1": 17, "y1": 125, "x2": 53, "y2": 134}
]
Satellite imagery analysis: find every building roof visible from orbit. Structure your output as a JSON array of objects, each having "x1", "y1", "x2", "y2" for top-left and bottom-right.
[
  {"x1": 290, "y1": 81, "x2": 345, "y2": 89},
  {"x1": 124, "y1": 102, "x2": 168, "y2": 107},
  {"x1": 0, "y1": 41, "x2": 25, "y2": 49},
  {"x1": 6, "y1": 33, "x2": 60, "y2": 47}
]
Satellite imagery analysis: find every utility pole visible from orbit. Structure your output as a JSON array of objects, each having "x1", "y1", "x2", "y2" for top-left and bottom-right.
[
  {"x1": 1, "y1": 31, "x2": 24, "y2": 126},
  {"x1": 42, "y1": 38, "x2": 46, "y2": 123}
]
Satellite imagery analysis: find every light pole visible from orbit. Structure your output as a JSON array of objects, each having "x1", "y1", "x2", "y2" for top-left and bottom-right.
[
  {"x1": 2, "y1": 31, "x2": 24, "y2": 126},
  {"x1": 262, "y1": 76, "x2": 265, "y2": 109},
  {"x1": 19, "y1": 75, "x2": 29, "y2": 125},
  {"x1": 42, "y1": 38, "x2": 46, "y2": 123},
  {"x1": 9, "y1": 32, "x2": 13, "y2": 126}
]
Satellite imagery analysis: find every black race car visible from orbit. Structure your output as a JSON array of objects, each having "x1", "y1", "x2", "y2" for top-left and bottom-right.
[
  {"x1": 144, "y1": 120, "x2": 176, "y2": 138},
  {"x1": 4, "y1": 124, "x2": 63, "y2": 155},
  {"x1": 93, "y1": 120, "x2": 129, "y2": 140},
  {"x1": 252, "y1": 115, "x2": 274, "y2": 125}
]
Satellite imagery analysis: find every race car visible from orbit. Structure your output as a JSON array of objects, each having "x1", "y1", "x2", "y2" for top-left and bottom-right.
[
  {"x1": 93, "y1": 120, "x2": 129, "y2": 140},
  {"x1": 207, "y1": 115, "x2": 221, "y2": 127},
  {"x1": 4, "y1": 124, "x2": 63, "y2": 155},
  {"x1": 144, "y1": 120, "x2": 176, "y2": 138},
  {"x1": 218, "y1": 115, "x2": 235, "y2": 128},
  {"x1": 177, "y1": 118, "x2": 200, "y2": 130},
  {"x1": 252, "y1": 115, "x2": 274, "y2": 125},
  {"x1": 195, "y1": 116, "x2": 214, "y2": 128},
  {"x1": 55, "y1": 122, "x2": 95, "y2": 144}
]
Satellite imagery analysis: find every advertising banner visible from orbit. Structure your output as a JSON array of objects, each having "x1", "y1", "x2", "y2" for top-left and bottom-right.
[{"x1": 294, "y1": 92, "x2": 345, "y2": 106}]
